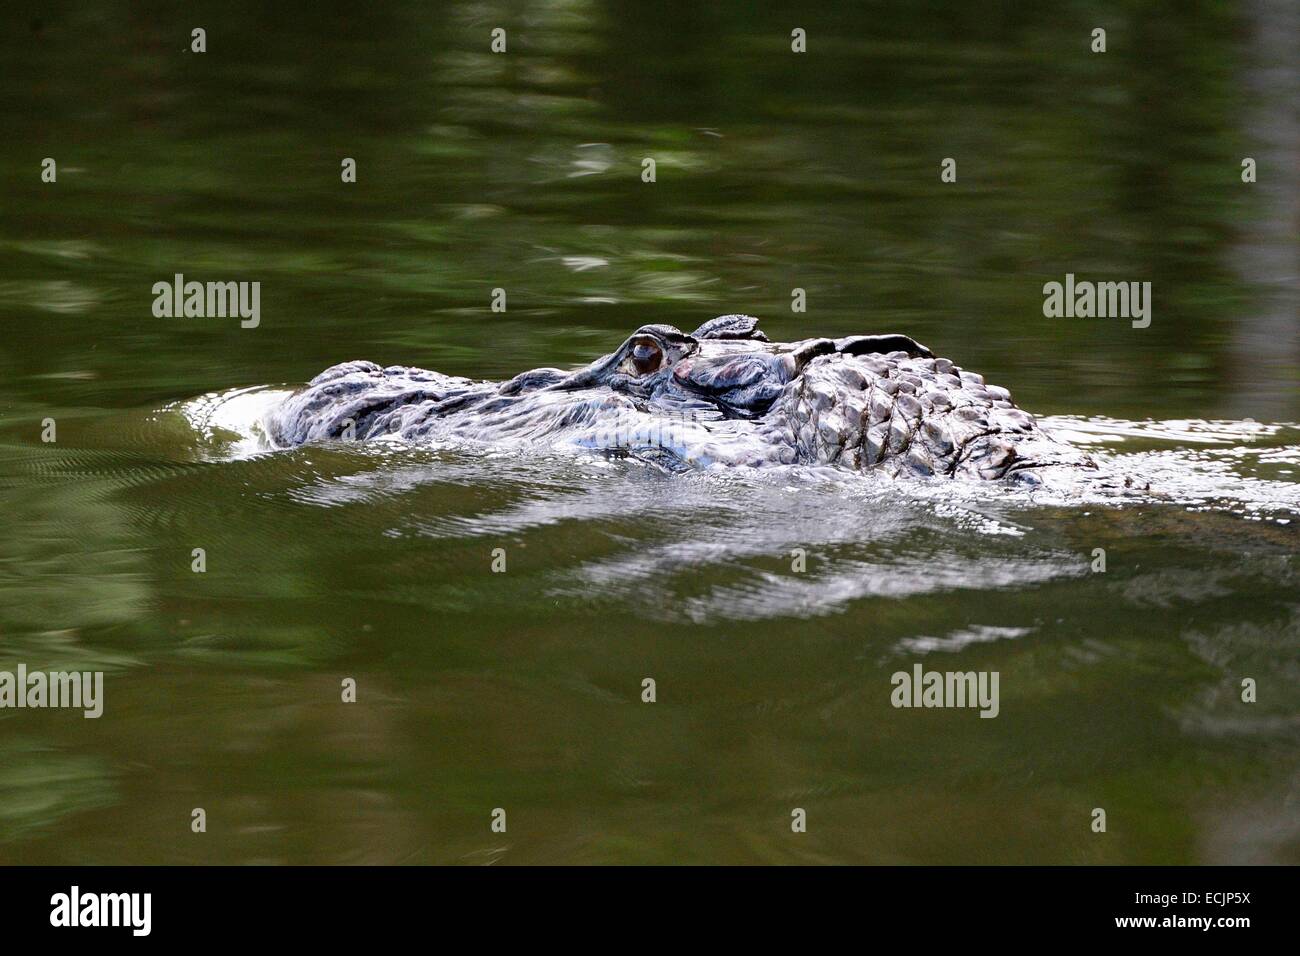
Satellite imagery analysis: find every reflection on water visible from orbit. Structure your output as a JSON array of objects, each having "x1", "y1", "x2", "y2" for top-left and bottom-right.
[
  {"x1": 2, "y1": 391, "x2": 1296, "y2": 863},
  {"x1": 0, "y1": 1, "x2": 1297, "y2": 863}
]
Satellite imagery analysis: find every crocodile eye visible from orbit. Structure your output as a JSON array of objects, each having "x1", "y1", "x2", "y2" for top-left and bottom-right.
[{"x1": 630, "y1": 338, "x2": 664, "y2": 375}]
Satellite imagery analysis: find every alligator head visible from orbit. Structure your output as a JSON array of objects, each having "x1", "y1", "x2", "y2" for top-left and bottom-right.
[{"x1": 264, "y1": 314, "x2": 1096, "y2": 483}]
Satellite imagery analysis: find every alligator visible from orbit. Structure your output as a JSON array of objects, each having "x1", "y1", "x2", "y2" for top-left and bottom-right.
[{"x1": 264, "y1": 314, "x2": 1108, "y2": 486}]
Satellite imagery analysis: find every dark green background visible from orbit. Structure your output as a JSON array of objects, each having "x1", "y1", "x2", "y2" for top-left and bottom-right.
[{"x1": 0, "y1": 1, "x2": 1296, "y2": 863}]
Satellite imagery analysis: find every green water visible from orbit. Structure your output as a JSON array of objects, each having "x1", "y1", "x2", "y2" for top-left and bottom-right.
[{"x1": 1, "y1": 1, "x2": 1297, "y2": 863}]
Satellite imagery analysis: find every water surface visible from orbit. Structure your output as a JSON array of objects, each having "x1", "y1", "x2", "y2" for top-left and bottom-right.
[{"x1": 1, "y1": 1, "x2": 1297, "y2": 863}]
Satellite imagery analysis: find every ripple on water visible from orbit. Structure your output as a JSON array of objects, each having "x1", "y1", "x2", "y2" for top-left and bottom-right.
[{"x1": 11, "y1": 392, "x2": 1290, "y2": 634}]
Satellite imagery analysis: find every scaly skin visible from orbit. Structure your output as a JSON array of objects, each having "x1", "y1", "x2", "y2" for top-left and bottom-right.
[
  {"x1": 780, "y1": 350, "x2": 1098, "y2": 483},
  {"x1": 264, "y1": 314, "x2": 1105, "y2": 486}
]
